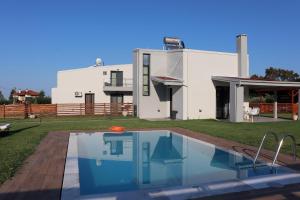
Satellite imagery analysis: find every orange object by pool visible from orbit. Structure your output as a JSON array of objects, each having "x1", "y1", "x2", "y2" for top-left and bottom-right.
[{"x1": 109, "y1": 126, "x2": 125, "y2": 133}]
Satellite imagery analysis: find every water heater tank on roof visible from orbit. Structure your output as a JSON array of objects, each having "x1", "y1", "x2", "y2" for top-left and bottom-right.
[{"x1": 96, "y1": 58, "x2": 103, "y2": 66}]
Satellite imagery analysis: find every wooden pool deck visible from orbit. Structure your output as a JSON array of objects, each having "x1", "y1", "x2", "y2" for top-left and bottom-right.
[{"x1": 0, "y1": 128, "x2": 299, "y2": 200}]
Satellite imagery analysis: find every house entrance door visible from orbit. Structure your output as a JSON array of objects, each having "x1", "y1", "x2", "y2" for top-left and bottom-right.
[
  {"x1": 111, "y1": 94, "x2": 123, "y2": 115},
  {"x1": 85, "y1": 93, "x2": 95, "y2": 115},
  {"x1": 216, "y1": 87, "x2": 229, "y2": 119}
]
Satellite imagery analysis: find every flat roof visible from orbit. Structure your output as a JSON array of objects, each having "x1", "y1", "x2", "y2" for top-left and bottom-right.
[
  {"x1": 133, "y1": 48, "x2": 237, "y2": 56},
  {"x1": 212, "y1": 76, "x2": 300, "y2": 88},
  {"x1": 58, "y1": 64, "x2": 132, "y2": 73}
]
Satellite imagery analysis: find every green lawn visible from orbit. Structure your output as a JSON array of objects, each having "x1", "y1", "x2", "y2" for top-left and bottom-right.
[{"x1": 0, "y1": 116, "x2": 300, "y2": 184}]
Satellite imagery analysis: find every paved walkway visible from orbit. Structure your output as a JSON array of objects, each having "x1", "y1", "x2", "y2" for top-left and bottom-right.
[
  {"x1": 0, "y1": 131, "x2": 69, "y2": 200},
  {"x1": 249, "y1": 116, "x2": 289, "y2": 123},
  {"x1": 0, "y1": 128, "x2": 299, "y2": 200}
]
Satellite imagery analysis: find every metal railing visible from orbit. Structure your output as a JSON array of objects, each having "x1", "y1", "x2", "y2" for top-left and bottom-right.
[
  {"x1": 253, "y1": 131, "x2": 279, "y2": 168},
  {"x1": 253, "y1": 131, "x2": 297, "y2": 170},
  {"x1": 104, "y1": 78, "x2": 133, "y2": 87},
  {"x1": 272, "y1": 134, "x2": 297, "y2": 167}
]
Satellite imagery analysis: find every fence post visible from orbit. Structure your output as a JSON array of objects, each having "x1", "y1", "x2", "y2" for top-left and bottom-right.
[
  {"x1": 30, "y1": 103, "x2": 33, "y2": 116},
  {"x1": 24, "y1": 103, "x2": 28, "y2": 118},
  {"x1": 3, "y1": 105, "x2": 5, "y2": 119},
  {"x1": 273, "y1": 101, "x2": 278, "y2": 119},
  {"x1": 55, "y1": 104, "x2": 58, "y2": 117},
  {"x1": 259, "y1": 103, "x2": 262, "y2": 113}
]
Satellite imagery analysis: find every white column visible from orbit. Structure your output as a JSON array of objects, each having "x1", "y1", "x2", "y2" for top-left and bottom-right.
[
  {"x1": 230, "y1": 83, "x2": 244, "y2": 122},
  {"x1": 273, "y1": 91, "x2": 278, "y2": 119},
  {"x1": 298, "y1": 89, "x2": 300, "y2": 120},
  {"x1": 229, "y1": 83, "x2": 236, "y2": 122}
]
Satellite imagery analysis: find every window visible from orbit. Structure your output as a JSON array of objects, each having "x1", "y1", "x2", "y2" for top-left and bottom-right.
[
  {"x1": 143, "y1": 54, "x2": 150, "y2": 96},
  {"x1": 103, "y1": 71, "x2": 107, "y2": 75},
  {"x1": 111, "y1": 71, "x2": 123, "y2": 86}
]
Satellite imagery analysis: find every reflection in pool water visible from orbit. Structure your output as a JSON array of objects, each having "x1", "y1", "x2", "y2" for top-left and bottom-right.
[{"x1": 76, "y1": 131, "x2": 289, "y2": 196}]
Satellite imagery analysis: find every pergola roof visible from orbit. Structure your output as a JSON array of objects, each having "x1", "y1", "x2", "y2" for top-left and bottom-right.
[
  {"x1": 212, "y1": 76, "x2": 300, "y2": 88},
  {"x1": 151, "y1": 76, "x2": 183, "y2": 86}
]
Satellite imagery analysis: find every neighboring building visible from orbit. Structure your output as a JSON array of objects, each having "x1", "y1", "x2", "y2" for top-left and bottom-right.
[
  {"x1": 13, "y1": 89, "x2": 39, "y2": 104},
  {"x1": 133, "y1": 35, "x2": 300, "y2": 122},
  {"x1": 51, "y1": 60, "x2": 133, "y2": 105}
]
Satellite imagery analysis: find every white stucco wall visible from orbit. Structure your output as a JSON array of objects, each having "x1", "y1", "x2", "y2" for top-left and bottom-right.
[
  {"x1": 134, "y1": 48, "x2": 240, "y2": 120},
  {"x1": 185, "y1": 50, "x2": 238, "y2": 119},
  {"x1": 133, "y1": 49, "x2": 170, "y2": 119},
  {"x1": 52, "y1": 64, "x2": 132, "y2": 104}
]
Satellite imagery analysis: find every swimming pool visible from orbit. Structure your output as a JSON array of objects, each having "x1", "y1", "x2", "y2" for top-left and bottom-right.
[{"x1": 61, "y1": 130, "x2": 300, "y2": 200}]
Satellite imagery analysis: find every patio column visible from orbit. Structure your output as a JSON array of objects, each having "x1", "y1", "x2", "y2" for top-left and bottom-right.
[
  {"x1": 273, "y1": 90, "x2": 278, "y2": 119},
  {"x1": 298, "y1": 89, "x2": 300, "y2": 120},
  {"x1": 229, "y1": 82, "x2": 244, "y2": 122}
]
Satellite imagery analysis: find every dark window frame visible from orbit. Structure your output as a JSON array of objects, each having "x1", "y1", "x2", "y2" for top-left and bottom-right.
[
  {"x1": 142, "y1": 54, "x2": 150, "y2": 96},
  {"x1": 110, "y1": 93, "x2": 124, "y2": 104},
  {"x1": 110, "y1": 71, "x2": 123, "y2": 86}
]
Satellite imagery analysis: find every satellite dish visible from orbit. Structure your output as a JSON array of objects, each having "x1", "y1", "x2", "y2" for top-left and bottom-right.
[{"x1": 96, "y1": 58, "x2": 103, "y2": 66}]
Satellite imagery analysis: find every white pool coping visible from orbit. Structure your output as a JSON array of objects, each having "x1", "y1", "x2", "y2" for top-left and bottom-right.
[{"x1": 61, "y1": 130, "x2": 300, "y2": 200}]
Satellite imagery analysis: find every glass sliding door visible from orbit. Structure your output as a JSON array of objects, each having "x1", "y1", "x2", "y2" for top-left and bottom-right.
[
  {"x1": 111, "y1": 71, "x2": 123, "y2": 86},
  {"x1": 111, "y1": 94, "x2": 123, "y2": 114}
]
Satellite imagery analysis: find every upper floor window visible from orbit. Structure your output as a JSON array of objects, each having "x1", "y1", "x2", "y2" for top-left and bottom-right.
[{"x1": 143, "y1": 54, "x2": 150, "y2": 96}]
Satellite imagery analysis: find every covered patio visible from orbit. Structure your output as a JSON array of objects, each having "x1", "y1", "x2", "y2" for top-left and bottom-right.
[{"x1": 212, "y1": 76, "x2": 300, "y2": 122}]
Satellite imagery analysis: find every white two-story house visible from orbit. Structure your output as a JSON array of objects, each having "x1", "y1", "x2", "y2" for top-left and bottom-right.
[
  {"x1": 52, "y1": 60, "x2": 133, "y2": 105},
  {"x1": 133, "y1": 35, "x2": 300, "y2": 122}
]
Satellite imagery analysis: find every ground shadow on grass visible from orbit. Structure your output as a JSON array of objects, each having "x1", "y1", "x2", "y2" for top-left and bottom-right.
[{"x1": 0, "y1": 124, "x2": 41, "y2": 137}]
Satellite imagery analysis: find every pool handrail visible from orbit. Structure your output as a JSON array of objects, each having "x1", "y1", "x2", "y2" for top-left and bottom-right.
[
  {"x1": 272, "y1": 134, "x2": 297, "y2": 168},
  {"x1": 253, "y1": 131, "x2": 279, "y2": 168}
]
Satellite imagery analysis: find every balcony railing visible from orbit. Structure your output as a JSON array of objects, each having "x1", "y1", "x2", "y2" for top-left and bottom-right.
[{"x1": 103, "y1": 78, "x2": 133, "y2": 92}]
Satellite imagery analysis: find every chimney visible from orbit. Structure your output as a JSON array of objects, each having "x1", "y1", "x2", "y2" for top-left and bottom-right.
[{"x1": 236, "y1": 34, "x2": 249, "y2": 78}]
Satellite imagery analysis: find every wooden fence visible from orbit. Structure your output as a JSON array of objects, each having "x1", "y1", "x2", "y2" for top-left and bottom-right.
[
  {"x1": 0, "y1": 103, "x2": 133, "y2": 119},
  {"x1": 0, "y1": 104, "x2": 26, "y2": 118},
  {"x1": 249, "y1": 103, "x2": 298, "y2": 114}
]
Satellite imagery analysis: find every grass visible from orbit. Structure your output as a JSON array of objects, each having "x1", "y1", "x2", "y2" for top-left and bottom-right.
[{"x1": 0, "y1": 116, "x2": 300, "y2": 184}]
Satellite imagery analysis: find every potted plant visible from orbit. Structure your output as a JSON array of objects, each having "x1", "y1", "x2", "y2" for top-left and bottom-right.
[
  {"x1": 122, "y1": 105, "x2": 131, "y2": 117},
  {"x1": 293, "y1": 113, "x2": 298, "y2": 121},
  {"x1": 122, "y1": 105, "x2": 128, "y2": 117}
]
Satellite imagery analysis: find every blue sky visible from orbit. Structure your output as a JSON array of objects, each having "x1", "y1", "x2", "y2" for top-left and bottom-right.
[{"x1": 0, "y1": 0, "x2": 300, "y2": 97}]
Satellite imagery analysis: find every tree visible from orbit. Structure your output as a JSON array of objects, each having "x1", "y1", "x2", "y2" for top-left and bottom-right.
[
  {"x1": 36, "y1": 90, "x2": 51, "y2": 104},
  {"x1": 0, "y1": 90, "x2": 7, "y2": 104},
  {"x1": 8, "y1": 87, "x2": 16, "y2": 104},
  {"x1": 251, "y1": 67, "x2": 300, "y2": 81},
  {"x1": 38, "y1": 90, "x2": 45, "y2": 98},
  {"x1": 250, "y1": 74, "x2": 264, "y2": 80}
]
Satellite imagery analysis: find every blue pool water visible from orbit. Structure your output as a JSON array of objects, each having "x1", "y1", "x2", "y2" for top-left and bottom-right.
[{"x1": 75, "y1": 131, "x2": 292, "y2": 196}]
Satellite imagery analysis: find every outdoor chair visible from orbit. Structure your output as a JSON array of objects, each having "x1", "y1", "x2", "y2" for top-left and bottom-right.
[
  {"x1": 243, "y1": 107, "x2": 251, "y2": 120},
  {"x1": 248, "y1": 107, "x2": 260, "y2": 123}
]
